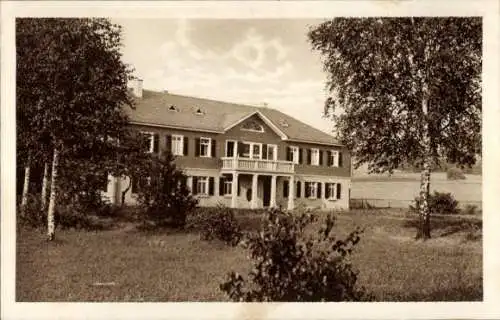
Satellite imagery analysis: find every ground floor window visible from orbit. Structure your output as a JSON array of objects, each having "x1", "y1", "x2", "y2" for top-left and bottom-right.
[
  {"x1": 304, "y1": 181, "x2": 320, "y2": 198},
  {"x1": 192, "y1": 176, "x2": 215, "y2": 196},
  {"x1": 223, "y1": 180, "x2": 232, "y2": 195},
  {"x1": 326, "y1": 183, "x2": 336, "y2": 199}
]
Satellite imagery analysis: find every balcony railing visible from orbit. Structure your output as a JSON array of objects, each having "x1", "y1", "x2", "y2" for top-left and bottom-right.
[{"x1": 221, "y1": 157, "x2": 295, "y2": 173}]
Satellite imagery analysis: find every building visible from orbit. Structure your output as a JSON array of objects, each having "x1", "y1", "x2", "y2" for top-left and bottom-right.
[{"x1": 105, "y1": 79, "x2": 351, "y2": 210}]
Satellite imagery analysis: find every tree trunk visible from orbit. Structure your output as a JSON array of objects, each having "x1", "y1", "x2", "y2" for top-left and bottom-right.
[
  {"x1": 121, "y1": 176, "x2": 131, "y2": 206},
  {"x1": 20, "y1": 154, "x2": 31, "y2": 216},
  {"x1": 47, "y1": 148, "x2": 59, "y2": 241},
  {"x1": 416, "y1": 85, "x2": 432, "y2": 240},
  {"x1": 41, "y1": 162, "x2": 49, "y2": 211}
]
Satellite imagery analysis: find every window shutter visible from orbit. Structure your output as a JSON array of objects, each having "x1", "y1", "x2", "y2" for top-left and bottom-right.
[
  {"x1": 208, "y1": 177, "x2": 215, "y2": 195},
  {"x1": 183, "y1": 137, "x2": 188, "y2": 156},
  {"x1": 219, "y1": 177, "x2": 225, "y2": 195},
  {"x1": 237, "y1": 179, "x2": 241, "y2": 196},
  {"x1": 304, "y1": 182, "x2": 310, "y2": 198},
  {"x1": 336, "y1": 183, "x2": 342, "y2": 199},
  {"x1": 327, "y1": 151, "x2": 332, "y2": 166},
  {"x1": 286, "y1": 147, "x2": 291, "y2": 161},
  {"x1": 192, "y1": 177, "x2": 198, "y2": 195},
  {"x1": 338, "y1": 152, "x2": 343, "y2": 167},
  {"x1": 325, "y1": 183, "x2": 331, "y2": 199},
  {"x1": 262, "y1": 144, "x2": 268, "y2": 160},
  {"x1": 296, "y1": 181, "x2": 301, "y2": 198},
  {"x1": 307, "y1": 149, "x2": 311, "y2": 165},
  {"x1": 319, "y1": 150, "x2": 323, "y2": 166},
  {"x1": 165, "y1": 135, "x2": 172, "y2": 153},
  {"x1": 153, "y1": 133, "x2": 159, "y2": 153},
  {"x1": 211, "y1": 139, "x2": 216, "y2": 158},
  {"x1": 283, "y1": 180, "x2": 289, "y2": 198},
  {"x1": 238, "y1": 142, "x2": 244, "y2": 157},
  {"x1": 299, "y1": 148, "x2": 303, "y2": 164},
  {"x1": 195, "y1": 138, "x2": 200, "y2": 157},
  {"x1": 317, "y1": 182, "x2": 322, "y2": 199}
]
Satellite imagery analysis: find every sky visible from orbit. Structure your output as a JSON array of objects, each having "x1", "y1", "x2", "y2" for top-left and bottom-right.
[{"x1": 113, "y1": 18, "x2": 335, "y2": 134}]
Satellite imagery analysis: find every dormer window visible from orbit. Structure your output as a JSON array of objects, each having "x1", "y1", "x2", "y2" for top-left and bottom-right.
[
  {"x1": 169, "y1": 105, "x2": 178, "y2": 112},
  {"x1": 195, "y1": 108, "x2": 205, "y2": 115},
  {"x1": 241, "y1": 120, "x2": 264, "y2": 132},
  {"x1": 279, "y1": 119, "x2": 289, "y2": 128}
]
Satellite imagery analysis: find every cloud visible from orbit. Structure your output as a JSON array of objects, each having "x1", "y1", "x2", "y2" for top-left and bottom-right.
[{"x1": 142, "y1": 19, "x2": 331, "y2": 133}]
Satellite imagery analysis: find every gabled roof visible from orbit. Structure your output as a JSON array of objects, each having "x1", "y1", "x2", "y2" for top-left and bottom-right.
[{"x1": 126, "y1": 90, "x2": 341, "y2": 146}]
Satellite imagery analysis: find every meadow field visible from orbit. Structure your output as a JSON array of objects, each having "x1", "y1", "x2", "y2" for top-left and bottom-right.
[
  {"x1": 351, "y1": 172, "x2": 482, "y2": 208},
  {"x1": 16, "y1": 209, "x2": 482, "y2": 302}
]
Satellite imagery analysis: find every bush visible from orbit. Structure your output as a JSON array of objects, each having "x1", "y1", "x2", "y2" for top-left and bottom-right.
[
  {"x1": 188, "y1": 205, "x2": 243, "y2": 246},
  {"x1": 220, "y1": 208, "x2": 369, "y2": 302},
  {"x1": 462, "y1": 204, "x2": 479, "y2": 215},
  {"x1": 410, "y1": 191, "x2": 460, "y2": 215},
  {"x1": 18, "y1": 194, "x2": 45, "y2": 228},
  {"x1": 136, "y1": 152, "x2": 198, "y2": 229},
  {"x1": 447, "y1": 167, "x2": 466, "y2": 180}
]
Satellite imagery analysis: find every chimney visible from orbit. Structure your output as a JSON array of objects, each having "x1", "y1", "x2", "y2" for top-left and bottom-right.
[{"x1": 131, "y1": 78, "x2": 143, "y2": 98}]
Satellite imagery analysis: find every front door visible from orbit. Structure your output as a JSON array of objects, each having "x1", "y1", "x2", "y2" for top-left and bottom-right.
[{"x1": 262, "y1": 176, "x2": 271, "y2": 207}]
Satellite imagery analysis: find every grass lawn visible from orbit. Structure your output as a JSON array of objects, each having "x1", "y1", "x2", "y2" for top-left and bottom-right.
[{"x1": 16, "y1": 209, "x2": 482, "y2": 302}]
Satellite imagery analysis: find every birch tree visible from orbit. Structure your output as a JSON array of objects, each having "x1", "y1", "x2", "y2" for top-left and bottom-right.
[
  {"x1": 16, "y1": 18, "x2": 134, "y2": 240},
  {"x1": 308, "y1": 18, "x2": 481, "y2": 239}
]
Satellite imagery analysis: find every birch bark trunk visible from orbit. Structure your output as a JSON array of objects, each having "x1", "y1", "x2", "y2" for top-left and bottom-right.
[
  {"x1": 20, "y1": 154, "x2": 31, "y2": 216},
  {"x1": 416, "y1": 86, "x2": 432, "y2": 240},
  {"x1": 47, "y1": 148, "x2": 59, "y2": 241},
  {"x1": 41, "y1": 162, "x2": 49, "y2": 211}
]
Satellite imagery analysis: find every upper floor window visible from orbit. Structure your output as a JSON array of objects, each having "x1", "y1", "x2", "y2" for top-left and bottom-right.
[
  {"x1": 311, "y1": 148, "x2": 320, "y2": 166},
  {"x1": 240, "y1": 142, "x2": 262, "y2": 159},
  {"x1": 226, "y1": 140, "x2": 236, "y2": 158},
  {"x1": 287, "y1": 146, "x2": 299, "y2": 164},
  {"x1": 199, "y1": 137, "x2": 211, "y2": 157},
  {"x1": 172, "y1": 134, "x2": 184, "y2": 156},
  {"x1": 328, "y1": 150, "x2": 340, "y2": 167},
  {"x1": 266, "y1": 144, "x2": 277, "y2": 161},
  {"x1": 241, "y1": 120, "x2": 264, "y2": 132},
  {"x1": 141, "y1": 131, "x2": 157, "y2": 153}
]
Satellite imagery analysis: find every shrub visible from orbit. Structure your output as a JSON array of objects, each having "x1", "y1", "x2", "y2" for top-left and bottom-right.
[
  {"x1": 410, "y1": 191, "x2": 460, "y2": 215},
  {"x1": 447, "y1": 167, "x2": 466, "y2": 180},
  {"x1": 135, "y1": 152, "x2": 198, "y2": 229},
  {"x1": 188, "y1": 205, "x2": 243, "y2": 246},
  {"x1": 220, "y1": 208, "x2": 369, "y2": 302},
  {"x1": 18, "y1": 194, "x2": 45, "y2": 228},
  {"x1": 462, "y1": 204, "x2": 479, "y2": 215}
]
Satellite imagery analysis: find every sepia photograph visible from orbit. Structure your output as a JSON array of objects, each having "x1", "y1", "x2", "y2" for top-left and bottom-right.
[{"x1": 2, "y1": 1, "x2": 499, "y2": 319}]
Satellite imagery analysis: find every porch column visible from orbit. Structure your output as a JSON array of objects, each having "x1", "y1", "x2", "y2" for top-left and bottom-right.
[
  {"x1": 321, "y1": 182, "x2": 326, "y2": 200},
  {"x1": 107, "y1": 174, "x2": 117, "y2": 204},
  {"x1": 215, "y1": 174, "x2": 220, "y2": 196},
  {"x1": 270, "y1": 175, "x2": 277, "y2": 208},
  {"x1": 251, "y1": 174, "x2": 259, "y2": 209},
  {"x1": 231, "y1": 172, "x2": 239, "y2": 208},
  {"x1": 187, "y1": 176, "x2": 193, "y2": 194},
  {"x1": 288, "y1": 175, "x2": 295, "y2": 210}
]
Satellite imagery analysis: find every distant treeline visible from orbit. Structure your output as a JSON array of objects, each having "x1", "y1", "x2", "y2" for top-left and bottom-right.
[{"x1": 399, "y1": 158, "x2": 482, "y2": 175}]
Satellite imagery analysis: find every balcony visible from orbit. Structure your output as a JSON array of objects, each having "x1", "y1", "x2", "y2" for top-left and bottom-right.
[{"x1": 221, "y1": 157, "x2": 295, "y2": 174}]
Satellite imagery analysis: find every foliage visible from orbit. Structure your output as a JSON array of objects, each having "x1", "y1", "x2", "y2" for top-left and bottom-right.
[
  {"x1": 446, "y1": 167, "x2": 466, "y2": 180},
  {"x1": 409, "y1": 191, "x2": 460, "y2": 215},
  {"x1": 462, "y1": 204, "x2": 479, "y2": 216},
  {"x1": 188, "y1": 205, "x2": 243, "y2": 246},
  {"x1": 17, "y1": 194, "x2": 46, "y2": 228},
  {"x1": 220, "y1": 208, "x2": 368, "y2": 302},
  {"x1": 309, "y1": 17, "x2": 481, "y2": 239},
  {"x1": 135, "y1": 152, "x2": 198, "y2": 229}
]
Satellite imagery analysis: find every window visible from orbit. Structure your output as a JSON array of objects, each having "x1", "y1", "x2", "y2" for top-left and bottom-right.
[
  {"x1": 171, "y1": 135, "x2": 184, "y2": 156},
  {"x1": 266, "y1": 144, "x2": 277, "y2": 161},
  {"x1": 287, "y1": 146, "x2": 299, "y2": 164},
  {"x1": 326, "y1": 183, "x2": 336, "y2": 199},
  {"x1": 311, "y1": 148, "x2": 320, "y2": 166},
  {"x1": 200, "y1": 137, "x2": 211, "y2": 157},
  {"x1": 240, "y1": 142, "x2": 262, "y2": 159},
  {"x1": 141, "y1": 131, "x2": 155, "y2": 153},
  {"x1": 329, "y1": 150, "x2": 340, "y2": 167},
  {"x1": 241, "y1": 120, "x2": 264, "y2": 132},
  {"x1": 226, "y1": 140, "x2": 236, "y2": 157},
  {"x1": 196, "y1": 177, "x2": 208, "y2": 195},
  {"x1": 223, "y1": 180, "x2": 232, "y2": 195},
  {"x1": 305, "y1": 182, "x2": 319, "y2": 199}
]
